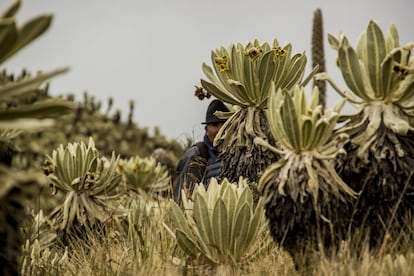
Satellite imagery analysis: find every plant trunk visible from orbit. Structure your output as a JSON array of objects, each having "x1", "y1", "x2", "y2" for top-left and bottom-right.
[
  {"x1": 262, "y1": 166, "x2": 352, "y2": 269},
  {"x1": 217, "y1": 108, "x2": 279, "y2": 183},
  {"x1": 338, "y1": 123, "x2": 414, "y2": 251}
]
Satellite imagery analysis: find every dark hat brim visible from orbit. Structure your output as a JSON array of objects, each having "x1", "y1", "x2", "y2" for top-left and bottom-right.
[{"x1": 201, "y1": 118, "x2": 227, "y2": 125}]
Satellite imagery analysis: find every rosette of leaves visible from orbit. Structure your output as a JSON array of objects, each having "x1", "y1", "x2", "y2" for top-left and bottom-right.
[
  {"x1": 200, "y1": 39, "x2": 316, "y2": 183},
  {"x1": 254, "y1": 85, "x2": 356, "y2": 266},
  {"x1": 117, "y1": 155, "x2": 171, "y2": 195},
  {"x1": 19, "y1": 210, "x2": 63, "y2": 275},
  {"x1": 166, "y1": 177, "x2": 271, "y2": 268},
  {"x1": 43, "y1": 137, "x2": 122, "y2": 241},
  {"x1": 317, "y1": 20, "x2": 414, "y2": 249},
  {"x1": 20, "y1": 239, "x2": 69, "y2": 276},
  {"x1": 125, "y1": 198, "x2": 169, "y2": 264},
  {"x1": 22, "y1": 210, "x2": 57, "y2": 252}
]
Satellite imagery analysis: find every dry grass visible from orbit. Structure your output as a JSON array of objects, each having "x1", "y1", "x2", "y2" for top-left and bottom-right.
[
  {"x1": 14, "y1": 172, "x2": 414, "y2": 273},
  {"x1": 21, "y1": 197, "x2": 414, "y2": 276},
  {"x1": 24, "y1": 231, "x2": 414, "y2": 275}
]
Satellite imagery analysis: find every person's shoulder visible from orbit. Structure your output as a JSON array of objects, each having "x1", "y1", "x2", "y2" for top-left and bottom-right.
[
  {"x1": 181, "y1": 143, "x2": 202, "y2": 159},
  {"x1": 176, "y1": 143, "x2": 201, "y2": 171}
]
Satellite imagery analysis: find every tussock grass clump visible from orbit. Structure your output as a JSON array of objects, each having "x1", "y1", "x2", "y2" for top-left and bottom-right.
[{"x1": 21, "y1": 216, "x2": 414, "y2": 275}]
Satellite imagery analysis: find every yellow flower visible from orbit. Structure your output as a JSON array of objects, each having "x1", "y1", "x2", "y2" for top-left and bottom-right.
[
  {"x1": 244, "y1": 46, "x2": 263, "y2": 59},
  {"x1": 214, "y1": 55, "x2": 229, "y2": 72},
  {"x1": 272, "y1": 46, "x2": 287, "y2": 59}
]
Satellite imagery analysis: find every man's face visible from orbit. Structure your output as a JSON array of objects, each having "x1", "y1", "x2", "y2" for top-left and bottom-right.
[{"x1": 205, "y1": 122, "x2": 224, "y2": 144}]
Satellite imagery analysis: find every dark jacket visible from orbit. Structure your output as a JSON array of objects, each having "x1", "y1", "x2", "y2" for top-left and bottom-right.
[{"x1": 173, "y1": 135, "x2": 222, "y2": 203}]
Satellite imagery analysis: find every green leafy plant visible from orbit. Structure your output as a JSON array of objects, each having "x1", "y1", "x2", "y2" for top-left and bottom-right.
[
  {"x1": 22, "y1": 210, "x2": 57, "y2": 252},
  {"x1": 0, "y1": 0, "x2": 73, "y2": 132},
  {"x1": 0, "y1": 0, "x2": 73, "y2": 159},
  {"x1": 20, "y1": 239, "x2": 69, "y2": 276},
  {"x1": 43, "y1": 137, "x2": 122, "y2": 239},
  {"x1": 0, "y1": 1, "x2": 73, "y2": 274},
  {"x1": 200, "y1": 39, "x2": 316, "y2": 183},
  {"x1": 255, "y1": 85, "x2": 356, "y2": 267},
  {"x1": 166, "y1": 177, "x2": 271, "y2": 268},
  {"x1": 317, "y1": 20, "x2": 414, "y2": 249},
  {"x1": 19, "y1": 210, "x2": 65, "y2": 274},
  {"x1": 117, "y1": 155, "x2": 171, "y2": 195},
  {"x1": 0, "y1": 0, "x2": 51, "y2": 63},
  {"x1": 124, "y1": 197, "x2": 172, "y2": 266}
]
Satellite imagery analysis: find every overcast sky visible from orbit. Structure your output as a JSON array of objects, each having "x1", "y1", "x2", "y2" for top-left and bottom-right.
[{"x1": 1, "y1": 0, "x2": 412, "y2": 143}]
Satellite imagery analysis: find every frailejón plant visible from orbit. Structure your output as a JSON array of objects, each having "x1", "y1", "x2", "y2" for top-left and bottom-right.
[
  {"x1": 0, "y1": 0, "x2": 51, "y2": 63},
  {"x1": 200, "y1": 39, "x2": 316, "y2": 183},
  {"x1": 0, "y1": 0, "x2": 72, "y2": 131},
  {"x1": 0, "y1": 1, "x2": 73, "y2": 274},
  {"x1": 317, "y1": 20, "x2": 414, "y2": 249},
  {"x1": 166, "y1": 177, "x2": 271, "y2": 267},
  {"x1": 255, "y1": 85, "x2": 356, "y2": 265},
  {"x1": 117, "y1": 155, "x2": 170, "y2": 195},
  {"x1": 43, "y1": 137, "x2": 122, "y2": 236}
]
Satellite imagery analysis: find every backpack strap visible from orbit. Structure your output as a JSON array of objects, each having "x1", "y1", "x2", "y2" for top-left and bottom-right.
[{"x1": 194, "y1": 141, "x2": 209, "y2": 160}]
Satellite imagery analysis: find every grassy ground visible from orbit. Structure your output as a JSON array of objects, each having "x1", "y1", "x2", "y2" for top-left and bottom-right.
[{"x1": 20, "y1": 194, "x2": 414, "y2": 276}]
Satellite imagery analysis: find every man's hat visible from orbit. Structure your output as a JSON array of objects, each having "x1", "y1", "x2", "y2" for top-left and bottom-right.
[{"x1": 202, "y1": 99, "x2": 229, "y2": 124}]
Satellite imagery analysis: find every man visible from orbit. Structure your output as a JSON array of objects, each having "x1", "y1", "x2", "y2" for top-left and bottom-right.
[{"x1": 173, "y1": 99, "x2": 229, "y2": 203}]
